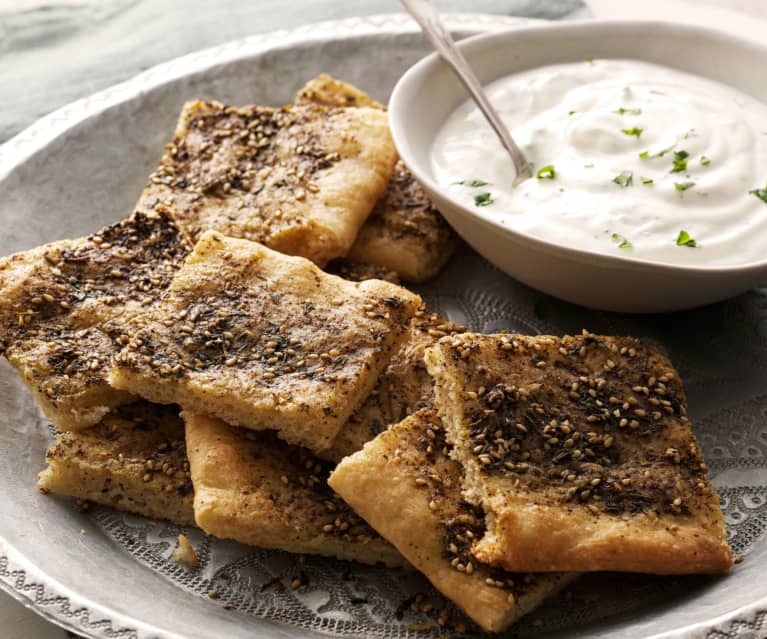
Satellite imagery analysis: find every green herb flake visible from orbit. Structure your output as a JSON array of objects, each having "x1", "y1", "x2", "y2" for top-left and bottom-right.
[
  {"x1": 611, "y1": 233, "x2": 633, "y2": 249},
  {"x1": 537, "y1": 165, "x2": 556, "y2": 180},
  {"x1": 674, "y1": 181, "x2": 695, "y2": 192},
  {"x1": 474, "y1": 192, "x2": 495, "y2": 207},
  {"x1": 454, "y1": 179, "x2": 490, "y2": 187},
  {"x1": 586, "y1": 57, "x2": 595, "y2": 64},
  {"x1": 750, "y1": 183, "x2": 767, "y2": 204},
  {"x1": 671, "y1": 150, "x2": 689, "y2": 173},
  {"x1": 641, "y1": 176, "x2": 653, "y2": 185},
  {"x1": 700, "y1": 156, "x2": 711, "y2": 166},
  {"x1": 568, "y1": 110, "x2": 577, "y2": 116},
  {"x1": 614, "y1": 107, "x2": 642, "y2": 115},
  {"x1": 612, "y1": 171, "x2": 633, "y2": 188},
  {"x1": 675, "y1": 230, "x2": 698, "y2": 247},
  {"x1": 584, "y1": 163, "x2": 595, "y2": 168},
  {"x1": 622, "y1": 127, "x2": 644, "y2": 138},
  {"x1": 640, "y1": 145, "x2": 673, "y2": 159}
]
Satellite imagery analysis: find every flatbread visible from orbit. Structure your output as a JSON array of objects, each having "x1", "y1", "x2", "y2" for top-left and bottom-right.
[
  {"x1": 109, "y1": 232, "x2": 420, "y2": 452},
  {"x1": 325, "y1": 258, "x2": 400, "y2": 284},
  {"x1": 320, "y1": 309, "x2": 464, "y2": 462},
  {"x1": 424, "y1": 332, "x2": 733, "y2": 574},
  {"x1": 0, "y1": 211, "x2": 190, "y2": 430},
  {"x1": 136, "y1": 98, "x2": 396, "y2": 267},
  {"x1": 344, "y1": 161, "x2": 458, "y2": 283},
  {"x1": 38, "y1": 401, "x2": 194, "y2": 525},
  {"x1": 328, "y1": 408, "x2": 575, "y2": 632},
  {"x1": 296, "y1": 75, "x2": 457, "y2": 282},
  {"x1": 184, "y1": 412, "x2": 405, "y2": 567},
  {"x1": 295, "y1": 73, "x2": 381, "y2": 110}
]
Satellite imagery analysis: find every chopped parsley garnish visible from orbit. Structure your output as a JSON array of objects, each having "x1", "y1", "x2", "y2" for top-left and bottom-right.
[
  {"x1": 537, "y1": 165, "x2": 556, "y2": 180},
  {"x1": 640, "y1": 144, "x2": 673, "y2": 159},
  {"x1": 640, "y1": 132, "x2": 696, "y2": 160},
  {"x1": 671, "y1": 150, "x2": 689, "y2": 173},
  {"x1": 474, "y1": 192, "x2": 494, "y2": 207},
  {"x1": 676, "y1": 230, "x2": 697, "y2": 247},
  {"x1": 641, "y1": 176, "x2": 653, "y2": 185},
  {"x1": 614, "y1": 107, "x2": 642, "y2": 115},
  {"x1": 568, "y1": 110, "x2": 577, "y2": 116},
  {"x1": 584, "y1": 163, "x2": 595, "y2": 168},
  {"x1": 586, "y1": 57, "x2": 595, "y2": 64},
  {"x1": 622, "y1": 127, "x2": 643, "y2": 138},
  {"x1": 750, "y1": 183, "x2": 767, "y2": 204},
  {"x1": 700, "y1": 156, "x2": 711, "y2": 166},
  {"x1": 613, "y1": 171, "x2": 633, "y2": 187},
  {"x1": 674, "y1": 181, "x2": 695, "y2": 191},
  {"x1": 611, "y1": 233, "x2": 633, "y2": 249},
  {"x1": 455, "y1": 179, "x2": 490, "y2": 187}
]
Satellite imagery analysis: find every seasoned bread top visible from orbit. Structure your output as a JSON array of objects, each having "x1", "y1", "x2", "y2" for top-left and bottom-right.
[
  {"x1": 329, "y1": 408, "x2": 575, "y2": 632},
  {"x1": 295, "y1": 74, "x2": 456, "y2": 283},
  {"x1": 185, "y1": 412, "x2": 404, "y2": 567},
  {"x1": 0, "y1": 212, "x2": 190, "y2": 430},
  {"x1": 425, "y1": 332, "x2": 732, "y2": 574},
  {"x1": 110, "y1": 232, "x2": 421, "y2": 451},
  {"x1": 0, "y1": 211, "x2": 189, "y2": 351},
  {"x1": 137, "y1": 99, "x2": 397, "y2": 266},
  {"x1": 345, "y1": 160, "x2": 457, "y2": 283},
  {"x1": 320, "y1": 309, "x2": 465, "y2": 462},
  {"x1": 295, "y1": 73, "x2": 383, "y2": 110},
  {"x1": 41, "y1": 401, "x2": 193, "y2": 500}
]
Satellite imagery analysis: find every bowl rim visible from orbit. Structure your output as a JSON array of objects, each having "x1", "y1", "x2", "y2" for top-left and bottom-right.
[{"x1": 389, "y1": 18, "x2": 767, "y2": 278}]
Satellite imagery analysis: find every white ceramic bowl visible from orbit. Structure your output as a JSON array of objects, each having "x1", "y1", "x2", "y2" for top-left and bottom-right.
[{"x1": 389, "y1": 20, "x2": 767, "y2": 313}]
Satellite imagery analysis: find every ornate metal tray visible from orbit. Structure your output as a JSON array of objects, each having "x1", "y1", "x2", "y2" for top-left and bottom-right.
[{"x1": 0, "y1": 13, "x2": 765, "y2": 639}]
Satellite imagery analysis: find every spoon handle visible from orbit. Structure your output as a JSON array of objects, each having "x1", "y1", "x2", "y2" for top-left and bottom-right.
[{"x1": 401, "y1": 0, "x2": 532, "y2": 184}]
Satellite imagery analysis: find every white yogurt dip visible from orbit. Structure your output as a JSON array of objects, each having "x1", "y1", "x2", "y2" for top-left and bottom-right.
[{"x1": 431, "y1": 59, "x2": 767, "y2": 266}]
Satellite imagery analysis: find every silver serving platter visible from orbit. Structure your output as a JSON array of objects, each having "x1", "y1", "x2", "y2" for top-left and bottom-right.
[{"x1": 0, "y1": 13, "x2": 765, "y2": 639}]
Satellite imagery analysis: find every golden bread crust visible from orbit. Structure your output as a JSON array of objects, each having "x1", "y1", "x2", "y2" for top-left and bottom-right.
[
  {"x1": 184, "y1": 412, "x2": 405, "y2": 567},
  {"x1": 295, "y1": 73, "x2": 383, "y2": 110},
  {"x1": 137, "y1": 99, "x2": 397, "y2": 266},
  {"x1": 345, "y1": 161, "x2": 458, "y2": 283},
  {"x1": 0, "y1": 212, "x2": 190, "y2": 430},
  {"x1": 110, "y1": 232, "x2": 421, "y2": 452},
  {"x1": 295, "y1": 75, "x2": 457, "y2": 282},
  {"x1": 320, "y1": 309, "x2": 464, "y2": 462},
  {"x1": 425, "y1": 332, "x2": 732, "y2": 574},
  {"x1": 38, "y1": 401, "x2": 194, "y2": 525},
  {"x1": 328, "y1": 408, "x2": 575, "y2": 632}
]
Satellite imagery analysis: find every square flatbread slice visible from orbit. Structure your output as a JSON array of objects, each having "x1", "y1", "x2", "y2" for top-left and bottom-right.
[
  {"x1": 184, "y1": 412, "x2": 405, "y2": 567},
  {"x1": 320, "y1": 309, "x2": 464, "y2": 462},
  {"x1": 38, "y1": 401, "x2": 194, "y2": 525},
  {"x1": 344, "y1": 161, "x2": 458, "y2": 283},
  {"x1": 296, "y1": 75, "x2": 457, "y2": 282},
  {"x1": 328, "y1": 408, "x2": 576, "y2": 632},
  {"x1": 425, "y1": 332, "x2": 733, "y2": 574},
  {"x1": 295, "y1": 73, "x2": 382, "y2": 110},
  {"x1": 109, "y1": 232, "x2": 420, "y2": 452},
  {"x1": 0, "y1": 211, "x2": 190, "y2": 430},
  {"x1": 136, "y1": 98, "x2": 396, "y2": 267}
]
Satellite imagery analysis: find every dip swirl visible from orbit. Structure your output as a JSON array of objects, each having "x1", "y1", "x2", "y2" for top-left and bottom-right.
[{"x1": 431, "y1": 59, "x2": 767, "y2": 266}]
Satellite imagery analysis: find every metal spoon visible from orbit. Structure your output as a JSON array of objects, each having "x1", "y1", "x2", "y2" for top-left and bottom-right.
[{"x1": 401, "y1": 0, "x2": 532, "y2": 185}]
